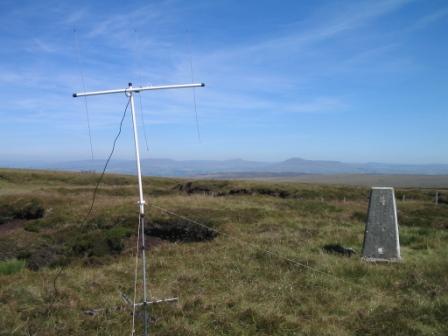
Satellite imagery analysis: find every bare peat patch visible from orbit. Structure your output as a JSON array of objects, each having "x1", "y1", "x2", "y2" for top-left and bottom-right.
[
  {"x1": 322, "y1": 244, "x2": 356, "y2": 257},
  {"x1": 146, "y1": 217, "x2": 218, "y2": 242},
  {"x1": 0, "y1": 197, "x2": 45, "y2": 224}
]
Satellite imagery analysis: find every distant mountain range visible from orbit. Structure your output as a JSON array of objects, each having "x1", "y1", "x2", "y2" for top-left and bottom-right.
[{"x1": 2, "y1": 157, "x2": 448, "y2": 177}]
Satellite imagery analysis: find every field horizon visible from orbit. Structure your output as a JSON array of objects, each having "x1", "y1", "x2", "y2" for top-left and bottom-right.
[
  {"x1": 2, "y1": 156, "x2": 448, "y2": 178},
  {"x1": 2, "y1": 166, "x2": 448, "y2": 188}
]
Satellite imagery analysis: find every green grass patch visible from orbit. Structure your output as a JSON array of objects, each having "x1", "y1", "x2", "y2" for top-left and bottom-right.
[{"x1": 0, "y1": 258, "x2": 26, "y2": 275}]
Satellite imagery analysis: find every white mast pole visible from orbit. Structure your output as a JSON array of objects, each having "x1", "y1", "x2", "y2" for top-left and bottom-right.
[
  {"x1": 127, "y1": 83, "x2": 149, "y2": 336},
  {"x1": 128, "y1": 83, "x2": 146, "y2": 215}
]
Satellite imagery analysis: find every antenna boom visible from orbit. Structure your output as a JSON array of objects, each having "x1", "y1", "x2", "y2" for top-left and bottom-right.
[{"x1": 73, "y1": 82, "x2": 205, "y2": 97}]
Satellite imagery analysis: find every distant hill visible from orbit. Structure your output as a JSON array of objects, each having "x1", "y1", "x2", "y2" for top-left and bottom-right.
[{"x1": 2, "y1": 157, "x2": 448, "y2": 177}]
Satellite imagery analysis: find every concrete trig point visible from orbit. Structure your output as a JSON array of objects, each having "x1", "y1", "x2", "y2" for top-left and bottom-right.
[{"x1": 362, "y1": 187, "x2": 401, "y2": 262}]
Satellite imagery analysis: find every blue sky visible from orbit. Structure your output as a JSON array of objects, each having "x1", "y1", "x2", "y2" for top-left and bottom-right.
[{"x1": 0, "y1": 0, "x2": 447, "y2": 164}]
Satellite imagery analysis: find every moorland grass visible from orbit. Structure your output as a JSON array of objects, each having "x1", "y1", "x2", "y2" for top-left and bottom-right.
[{"x1": 0, "y1": 168, "x2": 447, "y2": 335}]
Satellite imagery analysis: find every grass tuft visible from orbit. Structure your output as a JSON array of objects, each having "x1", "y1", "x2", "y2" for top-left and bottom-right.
[{"x1": 0, "y1": 258, "x2": 26, "y2": 275}]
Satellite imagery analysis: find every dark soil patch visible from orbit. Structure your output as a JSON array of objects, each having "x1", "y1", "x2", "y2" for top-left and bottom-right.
[
  {"x1": 175, "y1": 181, "x2": 290, "y2": 198},
  {"x1": 438, "y1": 193, "x2": 448, "y2": 205},
  {"x1": 0, "y1": 197, "x2": 45, "y2": 224},
  {"x1": 174, "y1": 182, "x2": 216, "y2": 196},
  {"x1": 323, "y1": 244, "x2": 356, "y2": 257},
  {"x1": 0, "y1": 219, "x2": 26, "y2": 233},
  {"x1": 146, "y1": 218, "x2": 218, "y2": 242},
  {"x1": 228, "y1": 188, "x2": 253, "y2": 196}
]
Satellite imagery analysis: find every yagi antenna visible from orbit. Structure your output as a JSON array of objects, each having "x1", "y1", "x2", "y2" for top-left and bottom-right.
[{"x1": 73, "y1": 81, "x2": 205, "y2": 336}]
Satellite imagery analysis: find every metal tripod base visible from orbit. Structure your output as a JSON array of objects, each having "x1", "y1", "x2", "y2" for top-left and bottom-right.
[
  {"x1": 131, "y1": 298, "x2": 178, "y2": 336},
  {"x1": 134, "y1": 297, "x2": 178, "y2": 307}
]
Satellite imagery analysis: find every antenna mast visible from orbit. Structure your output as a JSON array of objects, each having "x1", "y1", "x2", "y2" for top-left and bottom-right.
[{"x1": 73, "y1": 81, "x2": 205, "y2": 336}]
